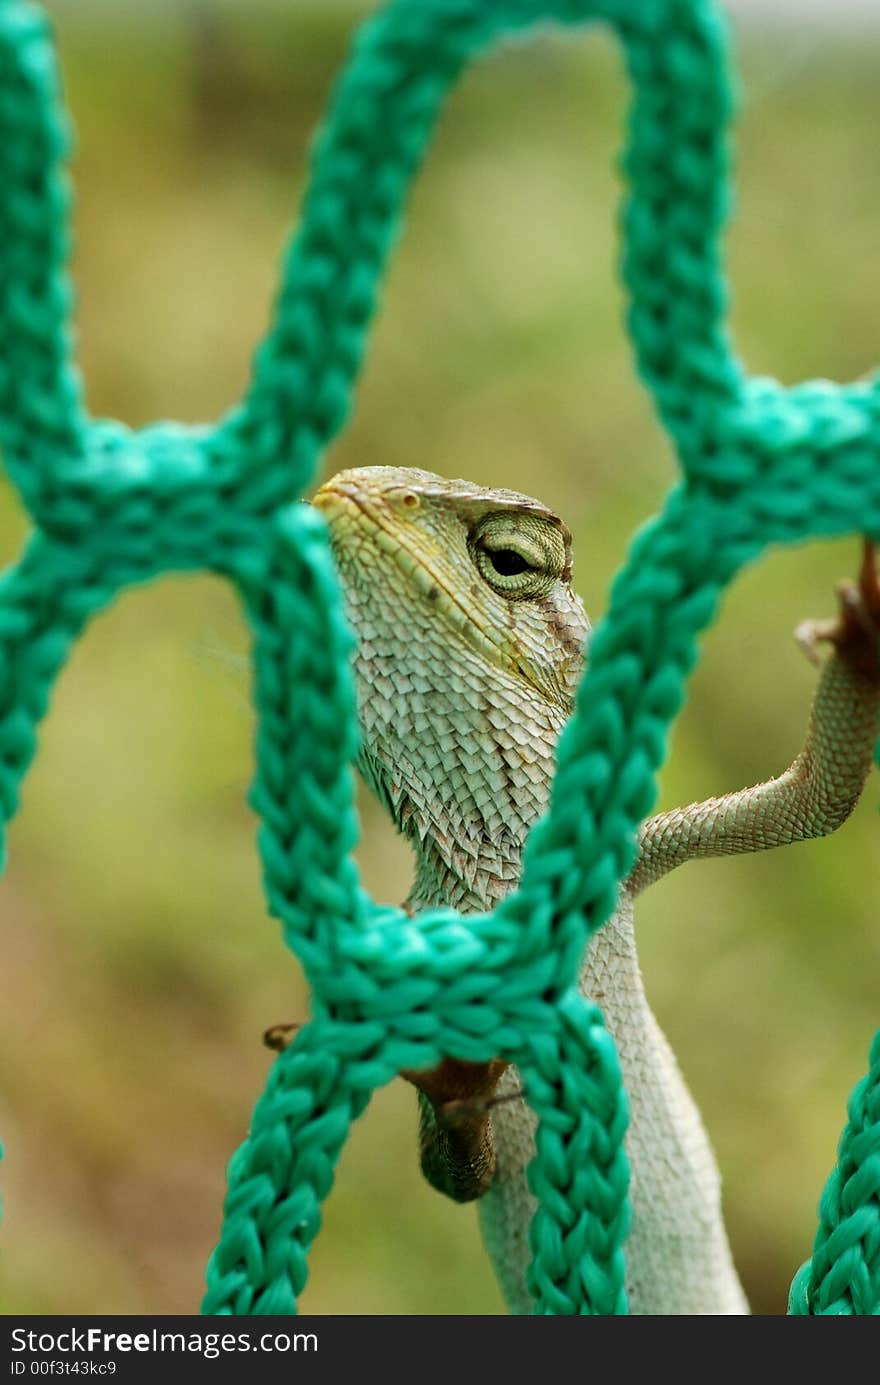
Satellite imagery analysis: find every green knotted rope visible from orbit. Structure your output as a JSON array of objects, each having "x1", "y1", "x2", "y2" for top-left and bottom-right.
[{"x1": 0, "y1": 0, "x2": 877, "y2": 1316}]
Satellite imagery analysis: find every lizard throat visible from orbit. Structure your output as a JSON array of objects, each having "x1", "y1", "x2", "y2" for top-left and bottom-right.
[{"x1": 357, "y1": 684, "x2": 568, "y2": 916}]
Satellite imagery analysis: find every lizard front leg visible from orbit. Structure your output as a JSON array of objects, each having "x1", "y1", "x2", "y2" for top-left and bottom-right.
[{"x1": 629, "y1": 540, "x2": 880, "y2": 895}]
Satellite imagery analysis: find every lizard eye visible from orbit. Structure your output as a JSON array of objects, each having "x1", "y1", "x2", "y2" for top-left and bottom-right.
[
  {"x1": 486, "y1": 548, "x2": 528, "y2": 577},
  {"x1": 469, "y1": 514, "x2": 566, "y2": 600}
]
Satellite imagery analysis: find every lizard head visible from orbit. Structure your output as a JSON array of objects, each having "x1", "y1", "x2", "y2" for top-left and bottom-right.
[
  {"x1": 314, "y1": 466, "x2": 588, "y2": 709},
  {"x1": 312, "y1": 465, "x2": 590, "y2": 908}
]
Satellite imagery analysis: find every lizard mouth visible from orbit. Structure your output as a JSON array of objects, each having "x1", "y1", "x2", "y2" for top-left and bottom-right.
[{"x1": 312, "y1": 481, "x2": 553, "y2": 701}]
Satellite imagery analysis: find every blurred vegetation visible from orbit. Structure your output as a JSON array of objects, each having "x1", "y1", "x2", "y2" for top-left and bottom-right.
[{"x1": 1, "y1": 0, "x2": 879, "y2": 1316}]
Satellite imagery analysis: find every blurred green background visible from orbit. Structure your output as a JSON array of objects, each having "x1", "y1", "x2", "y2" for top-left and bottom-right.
[{"x1": 1, "y1": 0, "x2": 879, "y2": 1316}]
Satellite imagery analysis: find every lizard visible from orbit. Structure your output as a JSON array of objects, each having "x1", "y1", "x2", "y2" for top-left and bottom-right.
[{"x1": 266, "y1": 465, "x2": 880, "y2": 1315}]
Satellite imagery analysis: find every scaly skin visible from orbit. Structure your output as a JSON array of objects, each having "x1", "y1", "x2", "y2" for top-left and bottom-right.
[{"x1": 280, "y1": 466, "x2": 880, "y2": 1314}]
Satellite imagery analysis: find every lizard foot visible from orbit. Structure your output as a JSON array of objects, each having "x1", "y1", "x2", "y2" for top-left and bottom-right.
[
  {"x1": 399, "y1": 1056, "x2": 510, "y2": 1118},
  {"x1": 407, "y1": 1058, "x2": 513, "y2": 1203},
  {"x1": 794, "y1": 538, "x2": 880, "y2": 680}
]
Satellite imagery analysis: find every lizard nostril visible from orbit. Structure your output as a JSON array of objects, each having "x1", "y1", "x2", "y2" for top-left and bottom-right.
[{"x1": 398, "y1": 491, "x2": 420, "y2": 510}]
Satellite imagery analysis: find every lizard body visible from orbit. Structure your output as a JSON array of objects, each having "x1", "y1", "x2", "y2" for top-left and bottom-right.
[{"x1": 298, "y1": 466, "x2": 880, "y2": 1314}]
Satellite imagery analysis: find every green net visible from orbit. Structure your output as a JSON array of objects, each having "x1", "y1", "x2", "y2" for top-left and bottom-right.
[{"x1": 0, "y1": 0, "x2": 878, "y2": 1316}]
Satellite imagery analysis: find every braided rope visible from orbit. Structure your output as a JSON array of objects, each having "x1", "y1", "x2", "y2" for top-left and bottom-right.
[
  {"x1": 0, "y1": 0, "x2": 877, "y2": 1315},
  {"x1": 789, "y1": 1031, "x2": 880, "y2": 1315}
]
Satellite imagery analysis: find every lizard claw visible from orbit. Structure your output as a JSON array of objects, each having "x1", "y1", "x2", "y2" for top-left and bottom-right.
[
  {"x1": 262, "y1": 1020, "x2": 301, "y2": 1052},
  {"x1": 794, "y1": 539, "x2": 880, "y2": 679},
  {"x1": 794, "y1": 617, "x2": 831, "y2": 667},
  {"x1": 855, "y1": 537, "x2": 880, "y2": 624}
]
